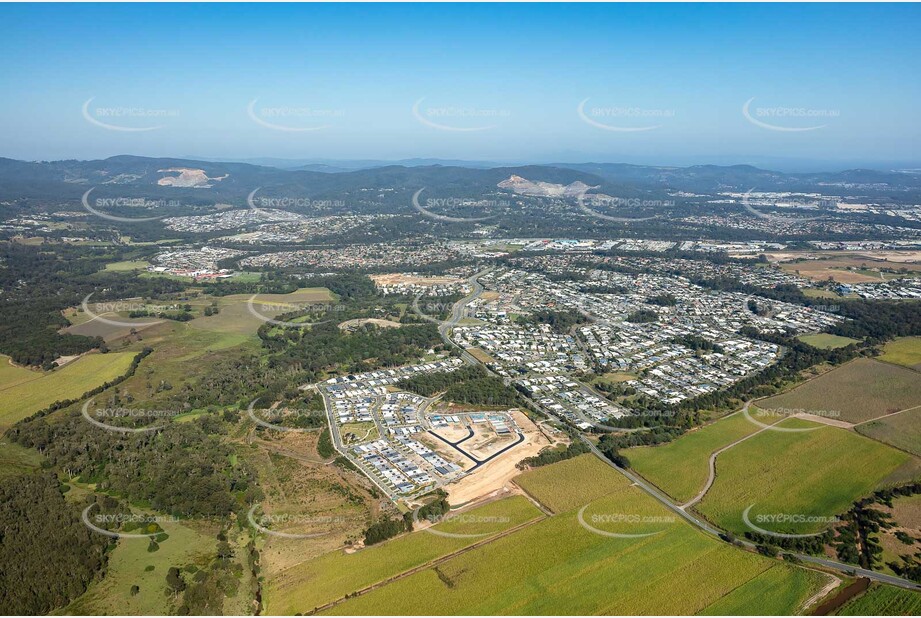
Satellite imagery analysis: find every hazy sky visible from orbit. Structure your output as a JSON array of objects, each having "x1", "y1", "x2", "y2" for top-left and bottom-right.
[{"x1": 1, "y1": 3, "x2": 919, "y2": 170}]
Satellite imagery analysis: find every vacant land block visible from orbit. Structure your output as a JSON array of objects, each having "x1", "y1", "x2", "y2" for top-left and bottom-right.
[
  {"x1": 0, "y1": 441, "x2": 43, "y2": 479},
  {"x1": 697, "y1": 419, "x2": 909, "y2": 535},
  {"x1": 190, "y1": 287, "x2": 335, "y2": 336},
  {"x1": 64, "y1": 519, "x2": 218, "y2": 615},
  {"x1": 757, "y1": 358, "x2": 921, "y2": 424}
]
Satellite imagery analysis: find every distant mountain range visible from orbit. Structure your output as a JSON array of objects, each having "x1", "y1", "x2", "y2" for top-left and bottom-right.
[{"x1": 1, "y1": 155, "x2": 919, "y2": 206}]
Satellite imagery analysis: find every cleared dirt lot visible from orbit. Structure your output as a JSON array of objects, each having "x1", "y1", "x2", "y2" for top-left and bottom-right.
[{"x1": 445, "y1": 410, "x2": 549, "y2": 505}]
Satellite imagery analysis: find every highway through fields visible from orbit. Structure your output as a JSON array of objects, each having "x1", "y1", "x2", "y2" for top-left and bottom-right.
[{"x1": 578, "y1": 436, "x2": 921, "y2": 592}]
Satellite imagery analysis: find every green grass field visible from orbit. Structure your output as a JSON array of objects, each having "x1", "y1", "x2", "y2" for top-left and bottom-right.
[
  {"x1": 0, "y1": 441, "x2": 43, "y2": 479},
  {"x1": 265, "y1": 496, "x2": 543, "y2": 615},
  {"x1": 835, "y1": 583, "x2": 921, "y2": 615},
  {"x1": 104, "y1": 260, "x2": 151, "y2": 272},
  {"x1": 756, "y1": 358, "x2": 921, "y2": 424},
  {"x1": 322, "y1": 456, "x2": 828, "y2": 615},
  {"x1": 62, "y1": 519, "x2": 222, "y2": 615},
  {"x1": 698, "y1": 565, "x2": 828, "y2": 615},
  {"x1": 627, "y1": 412, "x2": 762, "y2": 503},
  {"x1": 879, "y1": 336, "x2": 921, "y2": 369},
  {"x1": 0, "y1": 352, "x2": 136, "y2": 430},
  {"x1": 802, "y1": 287, "x2": 845, "y2": 299},
  {"x1": 797, "y1": 333, "x2": 860, "y2": 349},
  {"x1": 189, "y1": 287, "x2": 335, "y2": 336},
  {"x1": 0, "y1": 355, "x2": 43, "y2": 390},
  {"x1": 697, "y1": 418, "x2": 910, "y2": 535},
  {"x1": 857, "y1": 407, "x2": 921, "y2": 456}
]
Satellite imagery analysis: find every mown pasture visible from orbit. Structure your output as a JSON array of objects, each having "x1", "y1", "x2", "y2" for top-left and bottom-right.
[
  {"x1": 796, "y1": 333, "x2": 859, "y2": 349},
  {"x1": 879, "y1": 336, "x2": 921, "y2": 369}
]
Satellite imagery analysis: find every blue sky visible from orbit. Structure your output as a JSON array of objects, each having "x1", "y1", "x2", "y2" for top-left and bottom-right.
[{"x1": 1, "y1": 3, "x2": 919, "y2": 170}]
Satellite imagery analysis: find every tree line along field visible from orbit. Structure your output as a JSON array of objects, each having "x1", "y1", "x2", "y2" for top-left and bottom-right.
[
  {"x1": 625, "y1": 412, "x2": 762, "y2": 504},
  {"x1": 0, "y1": 351, "x2": 136, "y2": 430},
  {"x1": 315, "y1": 455, "x2": 830, "y2": 615},
  {"x1": 696, "y1": 418, "x2": 911, "y2": 536},
  {"x1": 755, "y1": 357, "x2": 921, "y2": 424}
]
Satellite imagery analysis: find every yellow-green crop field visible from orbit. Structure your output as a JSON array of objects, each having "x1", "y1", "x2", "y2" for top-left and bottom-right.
[
  {"x1": 0, "y1": 355, "x2": 43, "y2": 390},
  {"x1": 697, "y1": 418, "x2": 910, "y2": 535},
  {"x1": 318, "y1": 455, "x2": 829, "y2": 615},
  {"x1": 835, "y1": 583, "x2": 921, "y2": 615},
  {"x1": 513, "y1": 451, "x2": 622, "y2": 513},
  {"x1": 627, "y1": 412, "x2": 761, "y2": 503},
  {"x1": 879, "y1": 336, "x2": 921, "y2": 369},
  {"x1": 264, "y1": 496, "x2": 543, "y2": 615},
  {"x1": 0, "y1": 352, "x2": 136, "y2": 430}
]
